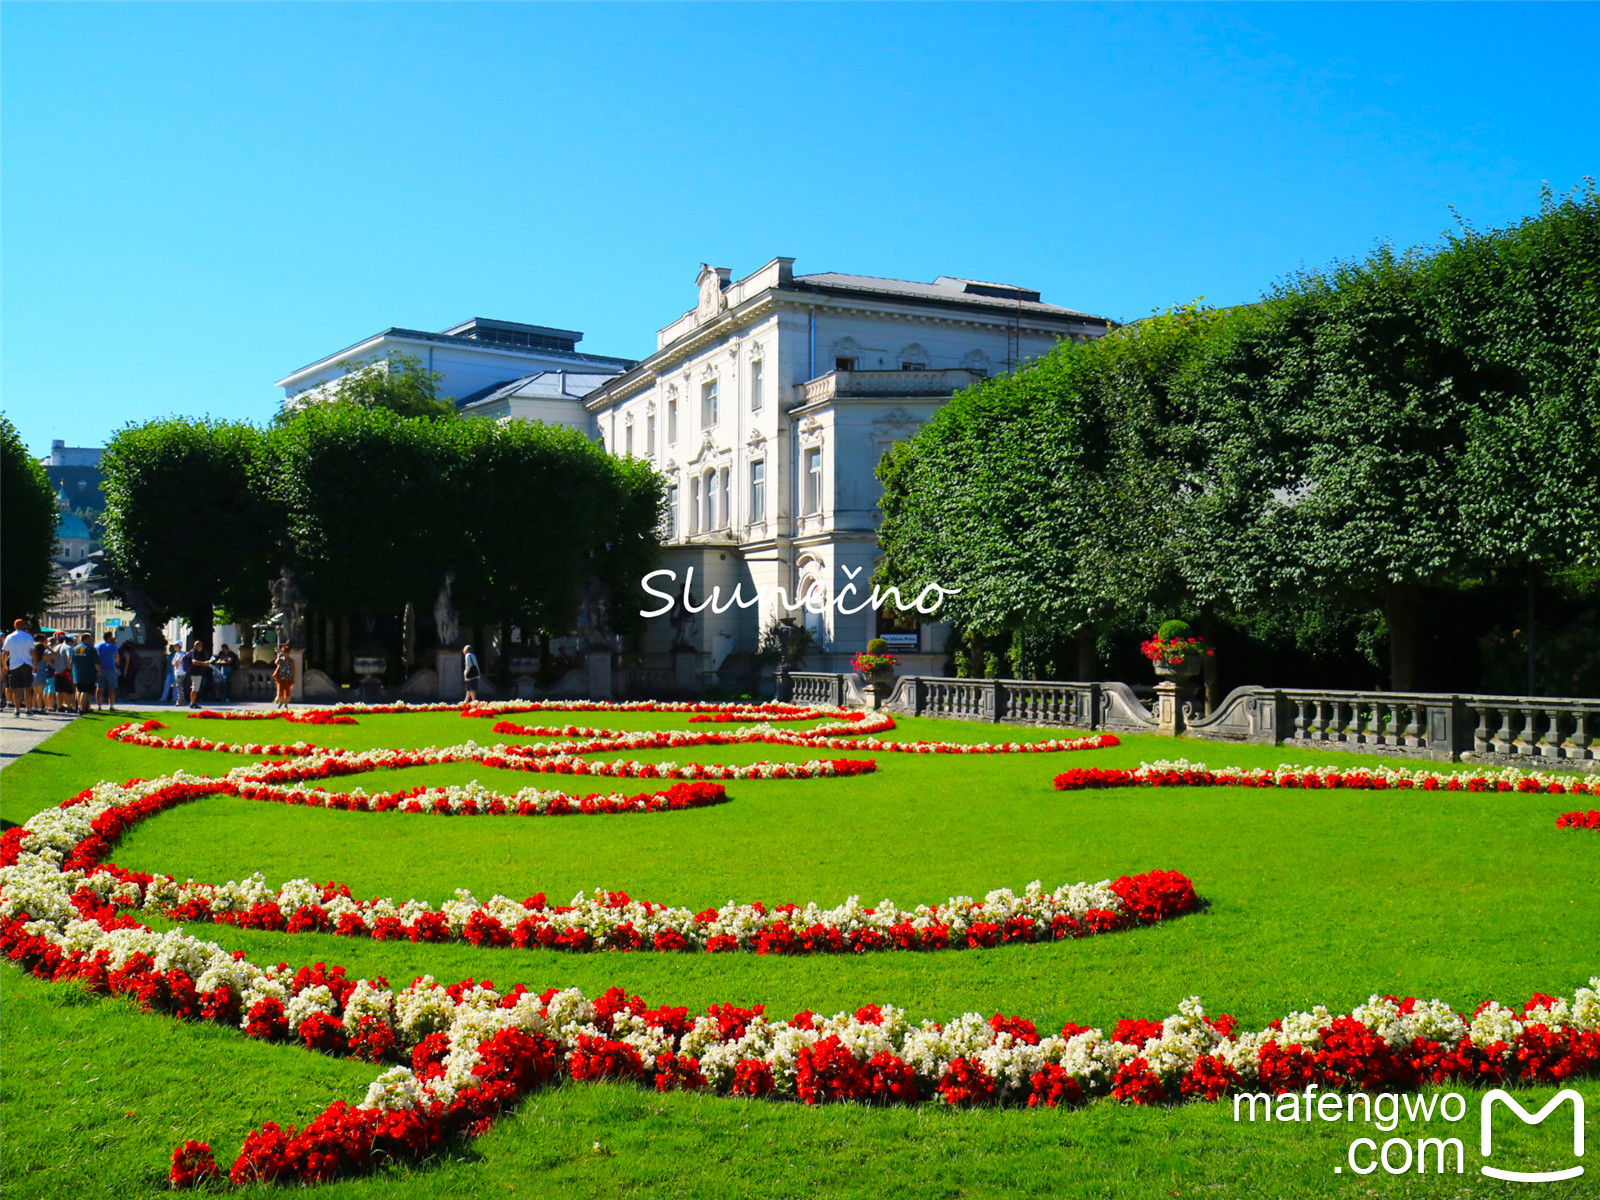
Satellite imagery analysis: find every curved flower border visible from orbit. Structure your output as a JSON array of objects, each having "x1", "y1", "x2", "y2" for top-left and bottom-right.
[
  {"x1": 1557, "y1": 809, "x2": 1600, "y2": 829},
  {"x1": 1054, "y1": 759, "x2": 1600, "y2": 796},
  {"x1": 3, "y1": 773, "x2": 1197, "y2": 956}
]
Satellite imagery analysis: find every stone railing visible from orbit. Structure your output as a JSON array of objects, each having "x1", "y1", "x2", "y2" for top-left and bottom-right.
[
  {"x1": 793, "y1": 367, "x2": 984, "y2": 407},
  {"x1": 782, "y1": 674, "x2": 1599, "y2": 772}
]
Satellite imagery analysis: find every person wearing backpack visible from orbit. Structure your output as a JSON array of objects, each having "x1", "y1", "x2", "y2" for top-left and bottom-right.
[{"x1": 272, "y1": 645, "x2": 295, "y2": 707}]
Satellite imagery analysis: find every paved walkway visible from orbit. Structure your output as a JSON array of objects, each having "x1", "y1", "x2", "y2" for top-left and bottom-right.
[{"x1": 0, "y1": 700, "x2": 282, "y2": 772}]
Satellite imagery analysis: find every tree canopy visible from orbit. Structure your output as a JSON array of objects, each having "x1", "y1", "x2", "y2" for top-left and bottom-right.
[
  {"x1": 100, "y1": 405, "x2": 664, "y2": 649},
  {"x1": 276, "y1": 353, "x2": 456, "y2": 422},
  {"x1": 876, "y1": 186, "x2": 1600, "y2": 691},
  {"x1": 1, "y1": 414, "x2": 60, "y2": 624}
]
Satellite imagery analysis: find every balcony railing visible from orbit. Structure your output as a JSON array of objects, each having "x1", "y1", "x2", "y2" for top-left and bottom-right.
[{"x1": 794, "y1": 368, "x2": 985, "y2": 407}]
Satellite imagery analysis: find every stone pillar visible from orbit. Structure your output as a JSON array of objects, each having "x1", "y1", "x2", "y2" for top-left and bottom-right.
[
  {"x1": 289, "y1": 649, "x2": 306, "y2": 703},
  {"x1": 436, "y1": 649, "x2": 464, "y2": 702},
  {"x1": 673, "y1": 650, "x2": 699, "y2": 697},
  {"x1": 1154, "y1": 681, "x2": 1186, "y2": 736},
  {"x1": 585, "y1": 650, "x2": 614, "y2": 701}
]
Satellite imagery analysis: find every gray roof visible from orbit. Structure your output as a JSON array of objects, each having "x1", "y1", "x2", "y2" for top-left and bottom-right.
[
  {"x1": 457, "y1": 371, "x2": 623, "y2": 411},
  {"x1": 281, "y1": 327, "x2": 635, "y2": 385},
  {"x1": 792, "y1": 272, "x2": 1106, "y2": 322}
]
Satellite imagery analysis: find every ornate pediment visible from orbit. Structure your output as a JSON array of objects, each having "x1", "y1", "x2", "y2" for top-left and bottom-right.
[
  {"x1": 876, "y1": 406, "x2": 919, "y2": 426},
  {"x1": 800, "y1": 416, "x2": 824, "y2": 436},
  {"x1": 746, "y1": 427, "x2": 767, "y2": 447}
]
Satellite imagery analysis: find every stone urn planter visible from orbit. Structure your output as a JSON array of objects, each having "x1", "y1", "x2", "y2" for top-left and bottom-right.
[
  {"x1": 352, "y1": 656, "x2": 387, "y2": 682},
  {"x1": 1152, "y1": 658, "x2": 1202, "y2": 681},
  {"x1": 508, "y1": 655, "x2": 540, "y2": 699}
]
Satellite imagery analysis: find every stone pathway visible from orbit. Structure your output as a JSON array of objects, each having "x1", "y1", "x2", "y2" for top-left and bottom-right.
[{"x1": 0, "y1": 700, "x2": 282, "y2": 772}]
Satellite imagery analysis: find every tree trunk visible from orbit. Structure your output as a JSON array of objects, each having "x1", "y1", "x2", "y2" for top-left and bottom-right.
[
  {"x1": 1075, "y1": 628, "x2": 1098, "y2": 681},
  {"x1": 1200, "y1": 605, "x2": 1220, "y2": 714},
  {"x1": 1383, "y1": 582, "x2": 1421, "y2": 693},
  {"x1": 189, "y1": 609, "x2": 214, "y2": 657}
]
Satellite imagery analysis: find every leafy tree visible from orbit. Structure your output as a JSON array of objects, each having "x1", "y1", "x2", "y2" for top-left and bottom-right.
[
  {"x1": 100, "y1": 418, "x2": 282, "y2": 646},
  {"x1": 0, "y1": 414, "x2": 59, "y2": 623},
  {"x1": 271, "y1": 405, "x2": 662, "y2": 638},
  {"x1": 277, "y1": 352, "x2": 456, "y2": 422}
]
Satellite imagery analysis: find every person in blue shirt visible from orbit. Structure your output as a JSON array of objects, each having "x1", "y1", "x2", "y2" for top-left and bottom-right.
[{"x1": 95, "y1": 631, "x2": 120, "y2": 711}]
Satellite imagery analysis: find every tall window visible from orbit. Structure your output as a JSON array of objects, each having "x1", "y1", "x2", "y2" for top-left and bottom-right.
[
  {"x1": 646, "y1": 412, "x2": 656, "y2": 454},
  {"x1": 701, "y1": 379, "x2": 719, "y2": 427},
  {"x1": 804, "y1": 447, "x2": 823, "y2": 514},
  {"x1": 718, "y1": 466, "x2": 730, "y2": 528},
  {"x1": 749, "y1": 459, "x2": 766, "y2": 523},
  {"x1": 667, "y1": 397, "x2": 678, "y2": 444},
  {"x1": 689, "y1": 476, "x2": 701, "y2": 535},
  {"x1": 666, "y1": 483, "x2": 679, "y2": 539},
  {"x1": 750, "y1": 360, "x2": 763, "y2": 411},
  {"x1": 704, "y1": 469, "x2": 720, "y2": 531},
  {"x1": 624, "y1": 421, "x2": 634, "y2": 457}
]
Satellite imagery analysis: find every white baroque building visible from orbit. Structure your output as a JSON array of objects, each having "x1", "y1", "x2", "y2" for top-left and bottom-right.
[
  {"x1": 277, "y1": 317, "x2": 634, "y2": 429},
  {"x1": 585, "y1": 259, "x2": 1110, "y2": 676}
]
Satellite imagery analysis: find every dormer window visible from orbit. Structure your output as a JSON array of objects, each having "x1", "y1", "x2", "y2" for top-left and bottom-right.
[
  {"x1": 834, "y1": 357, "x2": 855, "y2": 372},
  {"x1": 901, "y1": 361, "x2": 925, "y2": 371}
]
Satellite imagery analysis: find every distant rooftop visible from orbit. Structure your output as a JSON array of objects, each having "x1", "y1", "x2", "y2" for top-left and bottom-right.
[
  {"x1": 278, "y1": 318, "x2": 634, "y2": 388},
  {"x1": 791, "y1": 272, "x2": 1097, "y2": 319},
  {"x1": 456, "y1": 370, "x2": 624, "y2": 411}
]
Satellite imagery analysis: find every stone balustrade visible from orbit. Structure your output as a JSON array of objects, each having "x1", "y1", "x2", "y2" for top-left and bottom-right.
[{"x1": 778, "y1": 674, "x2": 1599, "y2": 772}]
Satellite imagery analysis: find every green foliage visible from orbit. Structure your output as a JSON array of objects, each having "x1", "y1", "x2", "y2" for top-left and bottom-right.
[
  {"x1": 866, "y1": 637, "x2": 890, "y2": 655},
  {"x1": 270, "y1": 405, "x2": 662, "y2": 633},
  {"x1": 877, "y1": 189, "x2": 1600, "y2": 690},
  {"x1": 100, "y1": 418, "x2": 282, "y2": 636},
  {"x1": 0, "y1": 414, "x2": 59, "y2": 623},
  {"x1": 278, "y1": 352, "x2": 456, "y2": 422},
  {"x1": 1156, "y1": 619, "x2": 1191, "y2": 640}
]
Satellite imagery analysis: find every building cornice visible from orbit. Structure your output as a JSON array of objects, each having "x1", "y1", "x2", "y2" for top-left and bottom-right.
[{"x1": 586, "y1": 287, "x2": 1100, "y2": 413}]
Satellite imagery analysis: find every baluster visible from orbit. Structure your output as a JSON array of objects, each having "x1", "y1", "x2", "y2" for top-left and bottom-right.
[
  {"x1": 1568, "y1": 711, "x2": 1593, "y2": 763},
  {"x1": 1473, "y1": 705, "x2": 1490, "y2": 755},
  {"x1": 1293, "y1": 700, "x2": 1308, "y2": 743},
  {"x1": 1515, "y1": 706, "x2": 1538, "y2": 757},
  {"x1": 1404, "y1": 704, "x2": 1422, "y2": 750},
  {"x1": 1493, "y1": 708, "x2": 1513, "y2": 756},
  {"x1": 1540, "y1": 709, "x2": 1562, "y2": 760}
]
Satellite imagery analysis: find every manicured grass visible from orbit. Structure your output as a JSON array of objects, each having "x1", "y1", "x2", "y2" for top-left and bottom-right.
[{"x1": 3, "y1": 709, "x2": 1596, "y2": 1198}]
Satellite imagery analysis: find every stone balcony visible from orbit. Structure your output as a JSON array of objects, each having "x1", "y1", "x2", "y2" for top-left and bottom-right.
[{"x1": 792, "y1": 367, "x2": 985, "y2": 408}]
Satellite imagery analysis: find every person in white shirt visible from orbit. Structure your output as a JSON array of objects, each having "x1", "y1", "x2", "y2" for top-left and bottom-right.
[
  {"x1": 462, "y1": 644, "x2": 482, "y2": 703},
  {"x1": 2, "y1": 620, "x2": 39, "y2": 716}
]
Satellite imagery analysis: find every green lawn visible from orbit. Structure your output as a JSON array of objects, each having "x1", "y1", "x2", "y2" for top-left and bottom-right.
[{"x1": 3, "y1": 708, "x2": 1595, "y2": 1198}]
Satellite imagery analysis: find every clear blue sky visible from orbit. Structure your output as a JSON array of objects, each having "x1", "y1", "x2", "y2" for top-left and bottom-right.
[{"x1": 3, "y1": 2, "x2": 1596, "y2": 456}]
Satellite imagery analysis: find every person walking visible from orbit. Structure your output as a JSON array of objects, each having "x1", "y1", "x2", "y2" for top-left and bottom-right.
[
  {"x1": 71, "y1": 635, "x2": 97, "y2": 714},
  {"x1": 50, "y1": 633, "x2": 75, "y2": 716},
  {"x1": 168, "y1": 643, "x2": 186, "y2": 706},
  {"x1": 271, "y1": 645, "x2": 295, "y2": 707},
  {"x1": 213, "y1": 644, "x2": 238, "y2": 704},
  {"x1": 3, "y1": 620, "x2": 38, "y2": 716},
  {"x1": 118, "y1": 641, "x2": 141, "y2": 702},
  {"x1": 187, "y1": 640, "x2": 212, "y2": 709},
  {"x1": 36, "y1": 637, "x2": 57, "y2": 712},
  {"x1": 30, "y1": 636, "x2": 48, "y2": 713},
  {"x1": 95, "y1": 630, "x2": 120, "y2": 711},
  {"x1": 462, "y1": 643, "x2": 482, "y2": 703}
]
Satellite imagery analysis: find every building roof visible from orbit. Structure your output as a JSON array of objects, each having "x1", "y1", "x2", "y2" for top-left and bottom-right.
[
  {"x1": 456, "y1": 371, "x2": 624, "y2": 411},
  {"x1": 791, "y1": 272, "x2": 1102, "y2": 320},
  {"x1": 56, "y1": 511, "x2": 91, "y2": 541},
  {"x1": 278, "y1": 324, "x2": 635, "y2": 389}
]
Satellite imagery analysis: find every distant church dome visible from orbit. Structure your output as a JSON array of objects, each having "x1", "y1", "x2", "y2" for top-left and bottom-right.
[{"x1": 56, "y1": 511, "x2": 91, "y2": 541}]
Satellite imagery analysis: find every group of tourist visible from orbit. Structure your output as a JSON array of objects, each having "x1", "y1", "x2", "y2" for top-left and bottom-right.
[
  {"x1": 1, "y1": 621, "x2": 126, "y2": 717},
  {"x1": 158, "y1": 640, "x2": 242, "y2": 708}
]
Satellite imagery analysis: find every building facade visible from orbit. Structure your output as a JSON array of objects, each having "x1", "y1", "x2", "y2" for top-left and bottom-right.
[
  {"x1": 277, "y1": 317, "x2": 634, "y2": 429},
  {"x1": 584, "y1": 259, "x2": 1110, "y2": 676}
]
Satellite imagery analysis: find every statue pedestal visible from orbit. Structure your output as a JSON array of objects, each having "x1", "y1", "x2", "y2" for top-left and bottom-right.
[
  {"x1": 1154, "y1": 681, "x2": 1187, "y2": 736},
  {"x1": 289, "y1": 649, "x2": 306, "y2": 703},
  {"x1": 673, "y1": 650, "x2": 699, "y2": 696},
  {"x1": 436, "y1": 650, "x2": 464, "y2": 702},
  {"x1": 585, "y1": 650, "x2": 614, "y2": 701}
]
